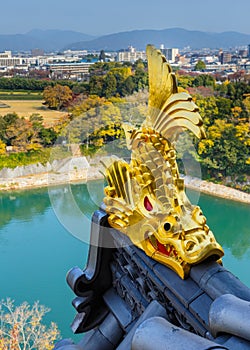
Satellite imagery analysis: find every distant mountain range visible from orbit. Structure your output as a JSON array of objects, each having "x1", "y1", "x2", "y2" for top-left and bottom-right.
[
  {"x1": 0, "y1": 28, "x2": 250, "y2": 52},
  {"x1": 65, "y1": 28, "x2": 250, "y2": 51},
  {"x1": 0, "y1": 29, "x2": 95, "y2": 52}
]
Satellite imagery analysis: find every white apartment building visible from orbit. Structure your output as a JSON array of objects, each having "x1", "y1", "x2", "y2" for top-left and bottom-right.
[
  {"x1": 117, "y1": 46, "x2": 147, "y2": 62},
  {"x1": 0, "y1": 51, "x2": 24, "y2": 67}
]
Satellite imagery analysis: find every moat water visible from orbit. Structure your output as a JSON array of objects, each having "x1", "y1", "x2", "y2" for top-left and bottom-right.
[{"x1": 0, "y1": 180, "x2": 249, "y2": 341}]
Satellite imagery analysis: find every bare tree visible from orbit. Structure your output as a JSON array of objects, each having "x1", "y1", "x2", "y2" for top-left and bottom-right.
[{"x1": 0, "y1": 298, "x2": 60, "y2": 350}]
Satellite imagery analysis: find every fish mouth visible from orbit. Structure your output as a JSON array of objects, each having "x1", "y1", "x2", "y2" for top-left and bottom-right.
[
  {"x1": 145, "y1": 229, "x2": 223, "y2": 266},
  {"x1": 181, "y1": 229, "x2": 224, "y2": 263}
]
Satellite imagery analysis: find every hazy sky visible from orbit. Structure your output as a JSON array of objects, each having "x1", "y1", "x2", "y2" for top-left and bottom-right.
[{"x1": 1, "y1": 0, "x2": 250, "y2": 35}]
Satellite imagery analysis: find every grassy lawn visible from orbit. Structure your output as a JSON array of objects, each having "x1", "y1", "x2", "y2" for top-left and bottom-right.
[
  {"x1": 0, "y1": 90, "x2": 43, "y2": 100},
  {"x1": 0, "y1": 100, "x2": 68, "y2": 126}
]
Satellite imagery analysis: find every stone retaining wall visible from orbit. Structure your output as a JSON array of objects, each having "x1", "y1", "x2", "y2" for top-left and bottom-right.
[{"x1": 0, "y1": 156, "x2": 90, "y2": 179}]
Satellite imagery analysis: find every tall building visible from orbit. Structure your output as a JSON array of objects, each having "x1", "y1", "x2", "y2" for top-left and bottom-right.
[
  {"x1": 248, "y1": 44, "x2": 250, "y2": 58},
  {"x1": 219, "y1": 50, "x2": 232, "y2": 64},
  {"x1": 160, "y1": 47, "x2": 179, "y2": 63}
]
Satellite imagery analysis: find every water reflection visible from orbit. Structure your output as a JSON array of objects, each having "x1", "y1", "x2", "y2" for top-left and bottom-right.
[
  {"x1": 0, "y1": 188, "x2": 51, "y2": 229},
  {"x1": 48, "y1": 181, "x2": 104, "y2": 243},
  {"x1": 0, "y1": 184, "x2": 91, "y2": 340}
]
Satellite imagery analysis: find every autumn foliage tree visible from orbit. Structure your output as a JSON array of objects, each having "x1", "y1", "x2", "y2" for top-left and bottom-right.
[
  {"x1": 198, "y1": 120, "x2": 250, "y2": 178},
  {"x1": 174, "y1": 75, "x2": 250, "y2": 189},
  {"x1": 66, "y1": 94, "x2": 148, "y2": 155},
  {"x1": 0, "y1": 139, "x2": 6, "y2": 155},
  {"x1": 0, "y1": 298, "x2": 60, "y2": 350},
  {"x1": 193, "y1": 87, "x2": 250, "y2": 183},
  {"x1": 0, "y1": 113, "x2": 59, "y2": 152},
  {"x1": 43, "y1": 84, "x2": 73, "y2": 110},
  {"x1": 67, "y1": 95, "x2": 122, "y2": 150}
]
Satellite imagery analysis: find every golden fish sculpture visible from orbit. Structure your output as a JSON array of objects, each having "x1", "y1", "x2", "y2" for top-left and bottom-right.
[{"x1": 101, "y1": 45, "x2": 224, "y2": 279}]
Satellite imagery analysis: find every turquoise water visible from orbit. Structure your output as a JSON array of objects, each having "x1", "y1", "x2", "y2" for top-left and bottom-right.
[
  {"x1": 190, "y1": 190, "x2": 250, "y2": 287},
  {"x1": 0, "y1": 182, "x2": 249, "y2": 341},
  {"x1": 0, "y1": 182, "x2": 100, "y2": 341}
]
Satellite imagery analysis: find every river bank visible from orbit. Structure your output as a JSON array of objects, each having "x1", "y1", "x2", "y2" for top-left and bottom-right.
[
  {"x1": 0, "y1": 164, "x2": 249, "y2": 204},
  {"x1": 183, "y1": 176, "x2": 250, "y2": 204}
]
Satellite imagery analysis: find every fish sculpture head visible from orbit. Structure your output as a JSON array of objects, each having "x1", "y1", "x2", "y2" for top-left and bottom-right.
[{"x1": 102, "y1": 45, "x2": 224, "y2": 279}]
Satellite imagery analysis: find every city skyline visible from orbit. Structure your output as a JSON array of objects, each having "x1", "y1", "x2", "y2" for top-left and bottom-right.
[{"x1": 0, "y1": 0, "x2": 250, "y2": 36}]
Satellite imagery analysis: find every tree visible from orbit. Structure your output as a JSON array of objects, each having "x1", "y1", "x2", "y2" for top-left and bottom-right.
[
  {"x1": 195, "y1": 95, "x2": 219, "y2": 126},
  {"x1": 134, "y1": 59, "x2": 146, "y2": 70},
  {"x1": 110, "y1": 66, "x2": 132, "y2": 96},
  {"x1": 43, "y1": 84, "x2": 73, "y2": 110},
  {"x1": 5, "y1": 117, "x2": 31, "y2": 151},
  {"x1": 0, "y1": 116, "x2": 7, "y2": 143},
  {"x1": 198, "y1": 119, "x2": 250, "y2": 178},
  {"x1": 243, "y1": 93, "x2": 250, "y2": 118},
  {"x1": 215, "y1": 97, "x2": 232, "y2": 120},
  {"x1": 120, "y1": 76, "x2": 136, "y2": 96},
  {"x1": 177, "y1": 74, "x2": 194, "y2": 89},
  {"x1": 0, "y1": 139, "x2": 6, "y2": 155},
  {"x1": 39, "y1": 128, "x2": 57, "y2": 146},
  {"x1": 0, "y1": 112, "x2": 60, "y2": 152},
  {"x1": 194, "y1": 60, "x2": 206, "y2": 71},
  {"x1": 28, "y1": 114, "x2": 44, "y2": 151},
  {"x1": 68, "y1": 95, "x2": 123, "y2": 153},
  {"x1": 89, "y1": 76, "x2": 104, "y2": 96},
  {"x1": 0, "y1": 298, "x2": 60, "y2": 350},
  {"x1": 99, "y1": 50, "x2": 106, "y2": 62},
  {"x1": 133, "y1": 66, "x2": 148, "y2": 91},
  {"x1": 103, "y1": 73, "x2": 117, "y2": 98}
]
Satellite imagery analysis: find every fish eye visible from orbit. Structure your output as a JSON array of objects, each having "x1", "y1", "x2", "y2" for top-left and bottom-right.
[{"x1": 164, "y1": 222, "x2": 171, "y2": 232}]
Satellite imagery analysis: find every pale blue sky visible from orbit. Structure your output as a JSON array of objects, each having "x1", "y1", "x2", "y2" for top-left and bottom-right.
[{"x1": 1, "y1": 0, "x2": 250, "y2": 35}]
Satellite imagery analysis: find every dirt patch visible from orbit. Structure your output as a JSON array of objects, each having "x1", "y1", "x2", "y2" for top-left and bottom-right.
[{"x1": 0, "y1": 100, "x2": 68, "y2": 126}]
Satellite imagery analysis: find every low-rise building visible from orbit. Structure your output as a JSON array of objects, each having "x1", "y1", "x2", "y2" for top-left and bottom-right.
[
  {"x1": 47, "y1": 62, "x2": 94, "y2": 80},
  {"x1": 0, "y1": 51, "x2": 24, "y2": 68},
  {"x1": 117, "y1": 46, "x2": 146, "y2": 62}
]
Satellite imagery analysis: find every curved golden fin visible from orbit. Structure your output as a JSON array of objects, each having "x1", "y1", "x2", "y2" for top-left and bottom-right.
[
  {"x1": 146, "y1": 44, "x2": 178, "y2": 124},
  {"x1": 146, "y1": 46, "x2": 205, "y2": 140},
  {"x1": 153, "y1": 92, "x2": 206, "y2": 140},
  {"x1": 101, "y1": 158, "x2": 135, "y2": 207}
]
